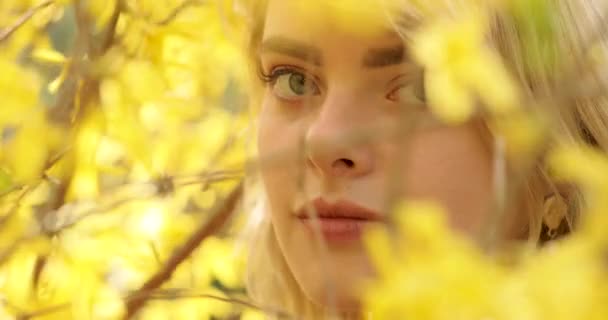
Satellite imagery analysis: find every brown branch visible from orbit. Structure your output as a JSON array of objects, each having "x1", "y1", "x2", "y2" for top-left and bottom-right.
[
  {"x1": 49, "y1": 1, "x2": 92, "y2": 125},
  {"x1": 51, "y1": 170, "x2": 241, "y2": 232},
  {"x1": 97, "y1": 0, "x2": 123, "y2": 55},
  {"x1": 146, "y1": 290, "x2": 298, "y2": 319},
  {"x1": 0, "y1": 236, "x2": 28, "y2": 265},
  {"x1": 0, "y1": 185, "x2": 32, "y2": 229},
  {"x1": 17, "y1": 288, "x2": 296, "y2": 320},
  {"x1": 0, "y1": 146, "x2": 70, "y2": 200},
  {"x1": 124, "y1": 181, "x2": 243, "y2": 319},
  {"x1": 154, "y1": 0, "x2": 204, "y2": 25},
  {"x1": 51, "y1": 0, "x2": 123, "y2": 125},
  {"x1": 17, "y1": 302, "x2": 68, "y2": 320},
  {"x1": 0, "y1": 1, "x2": 54, "y2": 42}
]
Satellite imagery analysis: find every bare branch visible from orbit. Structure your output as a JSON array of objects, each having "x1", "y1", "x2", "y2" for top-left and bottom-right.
[
  {"x1": 98, "y1": 0, "x2": 123, "y2": 55},
  {"x1": 154, "y1": 0, "x2": 204, "y2": 25},
  {"x1": 17, "y1": 302, "x2": 68, "y2": 320},
  {"x1": 146, "y1": 290, "x2": 299, "y2": 319},
  {"x1": 0, "y1": 1, "x2": 54, "y2": 42},
  {"x1": 17, "y1": 288, "x2": 297, "y2": 320},
  {"x1": 124, "y1": 181, "x2": 243, "y2": 318}
]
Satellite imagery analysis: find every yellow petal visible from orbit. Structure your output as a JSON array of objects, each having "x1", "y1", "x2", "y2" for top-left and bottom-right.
[
  {"x1": 292, "y1": 0, "x2": 391, "y2": 37},
  {"x1": 48, "y1": 64, "x2": 69, "y2": 94},
  {"x1": 31, "y1": 48, "x2": 66, "y2": 65},
  {"x1": 489, "y1": 111, "x2": 547, "y2": 159},
  {"x1": 363, "y1": 224, "x2": 396, "y2": 277},
  {"x1": 425, "y1": 71, "x2": 475, "y2": 123},
  {"x1": 461, "y1": 50, "x2": 520, "y2": 115},
  {"x1": 548, "y1": 145, "x2": 608, "y2": 191}
]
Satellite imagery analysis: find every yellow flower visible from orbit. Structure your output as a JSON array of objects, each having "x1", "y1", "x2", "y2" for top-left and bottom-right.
[
  {"x1": 293, "y1": 0, "x2": 394, "y2": 37},
  {"x1": 548, "y1": 145, "x2": 608, "y2": 246},
  {"x1": 489, "y1": 110, "x2": 548, "y2": 160},
  {"x1": 548, "y1": 145, "x2": 608, "y2": 193},
  {"x1": 411, "y1": 14, "x2": 520, "y2": 123},
  {"x1": 364, "y1": 201, "x2": 505, "y2": 320}
]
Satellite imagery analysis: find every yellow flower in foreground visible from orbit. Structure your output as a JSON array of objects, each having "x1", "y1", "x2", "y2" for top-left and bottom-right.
[
  {"x1": 489, "y1": 110, "x2": 548, "y2": 160},
  {"x1": 363, "y1": 197, "x2": 608, "y2": 319},
  {"x1": 508, "y1": 238, "x2": 608, "y2": 320},
  {"x1": 548, "y1": 145, "x2": 608, "y2": 245},
  {"x1": 548, "y1": 145, "x2": 608, "y2": 194},
  {"x1": 293, "y1": 0, "x2": 394, "y2": 36},
  {"x1": 363, "y1": 202, "x2": 504, "y2": 319},
  {"x1": 412, "y1": 14, "x2": 520, "y2": 123}
]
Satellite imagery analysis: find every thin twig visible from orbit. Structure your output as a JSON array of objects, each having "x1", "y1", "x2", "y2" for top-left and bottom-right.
[
  {"x1": 17, "y1": 288, "x2": 297, "y2": 320},
  {"x1": 0, "y1": 236, "x2": 29, "y2": 265},
  {"x1": 124, "y1": 181, "x2": 243, "y2": 318},
  {"x1": 17, "y1": 302, "x2": 69, "y2": 320},
  {"x1": 53, "y1": 170, "x2": 241, "y2": 232},
  {"x1": 99, "y1": 0, "x2": 123, "y2": 54},
  {"x1": 0, "y1": 1, "x2": 54, "y2": 42},
  {"x1": 147, "y1": 290, "x2": 298, "y2": 319},
  {"x1": 154, "y1": 0, "x2": 205, "y2": 25},
  {"x1": 0, "y1": 185, "x2": 32, "y2": 230}
]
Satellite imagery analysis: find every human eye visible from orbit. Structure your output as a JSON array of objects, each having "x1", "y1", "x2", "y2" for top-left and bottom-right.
[
  {"x1": 386, "y1": 74, "x2": 426, "y2": 106},
  {"x1": 261, "y1": 67, "x2": 320, "y2": 102}
]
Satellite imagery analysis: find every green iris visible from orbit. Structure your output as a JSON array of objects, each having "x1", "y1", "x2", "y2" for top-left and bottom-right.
[{"x1": 288, "y1": 73, "x2": 308, "y2": 95}]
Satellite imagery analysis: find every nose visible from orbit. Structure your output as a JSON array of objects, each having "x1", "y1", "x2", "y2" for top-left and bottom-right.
[{"x1": 305, "y1": 108, "x2": 375, "y2": 178}]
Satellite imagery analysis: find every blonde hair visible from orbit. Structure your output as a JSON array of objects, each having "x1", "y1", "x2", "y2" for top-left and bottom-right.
[{"x1": 240, "y1": 0, "x2": 608, "y2": 318}]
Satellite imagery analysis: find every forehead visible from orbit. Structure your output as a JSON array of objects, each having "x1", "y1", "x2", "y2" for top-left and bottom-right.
[{"x1": 262, "y1": 0, "x2": 400, "y2": 44}]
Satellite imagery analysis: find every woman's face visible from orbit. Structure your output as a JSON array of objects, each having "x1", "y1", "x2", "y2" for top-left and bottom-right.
[{"x1": 257, "y1": 0, "x2": 506, "y2": 312}]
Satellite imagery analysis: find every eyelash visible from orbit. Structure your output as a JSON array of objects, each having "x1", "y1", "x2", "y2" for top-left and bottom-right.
[
  {"x1": 258, "y1": 65, "x2": 312, "y2": 85},
  {"x1": 387, "y1": 77, "x2": 426, "y2": 103},
  {"x1": 258, "y1": 65, "x2": 426, "y2": 105}
]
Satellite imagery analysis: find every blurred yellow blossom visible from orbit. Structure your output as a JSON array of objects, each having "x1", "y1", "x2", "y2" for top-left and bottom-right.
[
  {"x1": 1, "y1": 0, "x2": 249, "y2": 318},
  {"x1": 364, "y1": 202, "x2": 504, "y2": 319},
  {"x1": 3, "y1": 0, "x2": 608, "y2": 320},
  {"x1": 364, "y1": 197, "x2": 608, "y2": 320},
  {"x1": 292, "y1": 0, "x2": 396, "y2": 37},
  {"x1": 411, "y1": 13, "x2": 520, "y2": 123}
]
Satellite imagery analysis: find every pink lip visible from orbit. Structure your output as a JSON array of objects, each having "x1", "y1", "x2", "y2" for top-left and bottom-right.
[{"x1": 295, "y1": 198, "x2": 385, "y2": 244}]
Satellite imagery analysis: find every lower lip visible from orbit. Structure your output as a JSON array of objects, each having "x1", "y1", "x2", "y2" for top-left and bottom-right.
[{"x1": 298, "y1": 217, "x2": 374, "y2": 243}]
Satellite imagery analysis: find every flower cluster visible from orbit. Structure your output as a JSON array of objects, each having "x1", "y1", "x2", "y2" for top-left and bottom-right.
[
  {"x1": 1, "y1": 0, "x2": 255, "y2": 318},
  {"x1": 363, "y1": 0, "x2": 608, "y2": 319},
  {"x1": 2, "y1": 0, "x2": 608, "y2": 319}
]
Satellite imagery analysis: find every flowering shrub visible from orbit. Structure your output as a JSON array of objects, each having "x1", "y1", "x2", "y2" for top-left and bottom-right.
[
  {"x1": 1, "y1": 0, "x2": 253, "y2": 318},
  {"x1": 1, "y1": 0, "x2": 608, "y2": 319}
]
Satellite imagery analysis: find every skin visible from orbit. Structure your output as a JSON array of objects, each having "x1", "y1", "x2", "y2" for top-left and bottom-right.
[{"x1": 256, "y1": 0, "x2": 516, "y2": 314}]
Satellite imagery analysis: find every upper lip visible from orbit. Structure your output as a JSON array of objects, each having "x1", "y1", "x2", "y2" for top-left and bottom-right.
[{"x1": 296, "y1": 198, "x2": 384, "y2": 221}]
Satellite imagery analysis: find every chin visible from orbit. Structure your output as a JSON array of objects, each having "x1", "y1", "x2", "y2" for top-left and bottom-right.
[
  {"x1": 295, "y1": 257, "x2": 373, "y2": 316},
  {"x1": 303, "y1": 281, "x2": 363, "y2": 315},
  {"x1": 275, "y1": 215, "x2": 376, "y2": 316},
  {"x1": 317, "y1": 282, "x2": 361, "y2": 307}
]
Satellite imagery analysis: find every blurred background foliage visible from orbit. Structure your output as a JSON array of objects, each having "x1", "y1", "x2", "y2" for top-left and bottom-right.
[
  {"x1": 3, "y1": 0, "x2": 608, "y2": 320},
  {"x1": 0, "y1": 0, "x2": 259, "y2": 319}
]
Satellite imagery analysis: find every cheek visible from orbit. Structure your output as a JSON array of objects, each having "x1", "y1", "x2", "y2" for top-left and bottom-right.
[
  {"x1": 402, "y1": 125, "x2": 494, "y2": 233},
  {"x1": 257, "y1": 99, "x2": 302, "y2": 213},
  {"x1": 257, "y1": 96, "x2": 304, "y2": 159}
]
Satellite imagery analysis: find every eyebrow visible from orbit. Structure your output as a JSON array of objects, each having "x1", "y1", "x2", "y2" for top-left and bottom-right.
[
  {"x1": 260, "y1": 36, "x2": 407, "y2": 68},
  {"x1": 260, "y1": 36, "x2": 323, "y2": 66},
  {"x1": 362, "y1": 45, "x2": 406, "y2": 68}
]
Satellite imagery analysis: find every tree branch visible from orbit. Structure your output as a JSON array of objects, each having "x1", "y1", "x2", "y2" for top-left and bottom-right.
[
  {"x1": 145, "y1": 290, "x2": 298, "y2": 319},
  {"x1": 124, "y1": 181, "x2": 243, "y2": 318},
  {"x1": 0, "y1": 1, "x2": 54, "y2": 43},
  {"x1": 154, "y1": 0, "x2": 204, "y2": 25},
  {"x1": 98, "y1": 0, "x2": 123, "y2": 55},
  {"x1": 17, "y1": 288, "x2": 297, "y2": 320}
]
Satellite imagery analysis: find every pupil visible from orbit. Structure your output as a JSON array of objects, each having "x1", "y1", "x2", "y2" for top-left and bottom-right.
[{"x1": 289, "y1": 73, "x2": 307, "y2": 95}]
